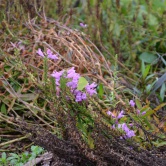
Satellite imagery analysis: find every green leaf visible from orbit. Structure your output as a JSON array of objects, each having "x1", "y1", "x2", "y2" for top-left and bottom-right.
[
  {"x1": 141, "y1": 60, "x2": 145, "y2": 76},
  {"x1": 77, "y1": 77, "x2": 88, "y2": 91},
  {"x1": 143, "y1": 117, "x2": 152, "y2": 129},
  {"x1": 148, "y1": 14, "x2": 158, "y2": 26},
  {"x1": 18, "y1": 93, "x2": 38, "y2": 101},
  {"x1": 142, "y1": 64, "x2": 151, "y2": 80},
  {"x1": 160, "y1": 83, "x2": 166, "y2": 101},
  {"x1": 161, "y1": 56, "x2": 166, "y2": 66},
  {"x1": 145, "y1": 73, "x2": 156, "y2": 81},
  {"x1": 113, "y1": 23, "x2": 121, "y2": 37},
  {"x1": 150, "y1": 73, "x2": 166, "y2": 95},
  {"x1": 10, "y1": 153, "x2": 19, "y2": 159},
  {"x1": 142, "y1": 110, "x2": 154, "y2": 117},
  {"x1": 87, "y1": 134, "x2": 94, "y2": 149},
  {"x1": 1, "y1": 152, "x2": 6, "y2": 159},
  {"x1": 60, "y1": 77, "x2": 67, "y2": 91},
  {"x1": 1, "y1": 103, "x2": 7, "y2": 115},
  {"x1": 135, "y1": 99, "x2": 142, "y2": 110},
  {"x1": 154, "y1": 141, "x2": 166, "y2": 147},
  {"x1": 50, "y1": 76, "x2": 56, "y2": 93},
  {"x1": 139, "y1": 52, "x2": 158, "y2": 64},
  {"x1": 97, "y1": 83, "x2": 104, "y2": 98},
  {"x1": 9, "y1": 159, "x2": 18, "y2": 165},
  {"x1": 154, "y1": 103, "x2": 166, "y2": 112}
]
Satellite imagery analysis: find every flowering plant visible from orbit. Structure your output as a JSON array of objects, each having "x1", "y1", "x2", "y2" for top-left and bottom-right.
[
  {"x1": 37, "y1": 48, "x2": 59, "y2": 61},
  {"x1": 51, "y1": 67, "x2": 97, "y2": 102}
]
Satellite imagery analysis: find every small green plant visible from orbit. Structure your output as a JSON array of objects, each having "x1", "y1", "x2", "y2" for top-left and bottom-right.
[
  {"x1": 133, "y1": 60, "x2": 165, "y2": 102},
  {"x1": 28, "y1": 145, "x2": 44, "y2": 161},
  {"x1": 0, "y1": 152, "x2": 8, "y2": 166},
  {"x1": 0, "y1": 146, "x2": 44, "y2": 166}
]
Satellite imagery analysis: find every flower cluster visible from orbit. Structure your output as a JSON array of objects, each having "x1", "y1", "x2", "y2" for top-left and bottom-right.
[
  {"x1": 107, "y1": 99, "x2": 148, "y2": 139},
  {"x1": 37, "y1": 48, "x2": 59, "y2": 61},
  {"x1": 107, "y1": 110, "x2": 135, "y2": 139},
  {"x1": 129, "y1": 100, "x2": 146, "y2": 115},
  {"x1": 51, "y1": 67, "x2": 97, "y2": 102},
  {"x1": 51, "y1": 70, "x2": 64, "y2": 95},
  {"x1": 107, "y1": 110, "x2": 124, "y2": 120},
  {"x1": 118, "y1": 123, "x2": 135, "y2": 138}
]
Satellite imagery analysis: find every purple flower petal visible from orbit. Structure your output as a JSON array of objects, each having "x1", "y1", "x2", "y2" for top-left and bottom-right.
[
  {"x1": 85, "y1": 83, "x2": 97, "y2": 96},
  {"x1": 51, "y1": 70, "x2": 64, "y2": 86},
  {"x1": 118, "y1": 123, "x2": 135, "y2": 138},
  {"x1": 37, "y1": 48, "x2": 44, "y2": 57},
  {"x1": 141, "y1": 111, "x2": 146, "y2": 115},
  {"x1": 80, "y1": 22, "x2": 87, "y2": 28},
  {"x1": 51, "y1": 70, "x2": 64, "y2": 79},
  {"x1": 82, "y1": 93, "x2": 87, "y2": 100},
  {"x1": 117, "y1": 110, "x2": 124, "y2": 119},
  {"x1": 129, "y1": 100, "x2": 135, "y2": 107},
  {"x1": 107, "y1": 111, "x2": 116, "y2": 118},
  {"x1": 67, "y1": 67, "x2": 75, "y2": 74},
  {"x1": 112, "y1": 124, "x2": 115, "y2": 129},
  {"x1": 47, "y1": 49, "x2": 59, "y2": 60},
  {"x1": 126, "y1": 130, "x2": 135, "y2": 138},
  {"x1": 107, "y1": 111, "x2": 111, "y2": 116}
]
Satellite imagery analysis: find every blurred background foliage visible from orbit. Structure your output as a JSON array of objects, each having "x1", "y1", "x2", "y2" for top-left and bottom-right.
[{"x1": 45, "y1": 0, "x2": 166, "y2": 64}]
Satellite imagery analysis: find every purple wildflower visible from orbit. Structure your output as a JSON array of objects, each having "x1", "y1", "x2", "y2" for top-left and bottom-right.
[
  {"x1": 51, "y1": 70, "x2": 64, "y2": 86},
  {"x1": 11, "y1": 42, "x2": 17, "y2": 48},
  {"x1": 126, "y1": 130, "x2": 135, "y2": 138},
  {"x1": 129, "y1": 100, "x2": 135, "y2": 107},
  {"x1": 66, "y1": 68, "x2": 80, "y2": 89},
  {"x1": 141, "y1": 111, "x2": 146, "y2": 115},
  {"x1": 85, "y1": 82, "x2": 97, "y2": 96},
  {"x1": 66, "y1": 76, "x2": 79, "y2": 89},
  {"x1": 51, "y1": 67, "x2": 97, "y2": 102},
  {"x1": 67, "y1": 67, "x2": 75, "y2": 74},
  {"x1": 47, "y1": 49, "x2": 58, "y2": 60},
  {"x1": 117, "y1": 110, "x2": 124, "y2": 119},
  {"x1": 112, "y1": 124, "x2": 115, "y2": 129},
  {"x1": 37, "y1": 48, "x2": 44, "y2": 57},
  {"x1": 107, "y1": 111, "x2": 111, "y2": 116},
  {"x1": 107, "y1": 111, "x2": 116, "y2": 118},
  {"x1": 121, "y1": 123, "x2": 130, "y2": 133},
  {"x1": 74, "y1": 90, "x2": 87, "y2": 102},
  {"x1": 75, "y1": 91, "x2": 82, "y2": 102},
  {"x1": 136, "y1": 109, "x2": 140, "y2": 115},
  {"x1": 118, "y1": 123, "x2": 135, "y2": 139},
  {"x1": 80, "y1": 22, "x2": 87, "y2": 28},
  {"x1": 82, "y1": 93, "x2": 87, "y2": 100}
]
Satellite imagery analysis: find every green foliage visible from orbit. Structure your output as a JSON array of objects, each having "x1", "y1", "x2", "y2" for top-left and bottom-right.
[
  {"x1": 150, "y1": 73, "x2": 166, "y2": 101},
  {"x1": 0, "y1": 152, "x2": 7, "y2": 166},
  {"x1": 139, "y1": 52, "x2": 158, "y2": 64},
  {"x1": 1, "y1": 103, "x2": 7, "y2": 115},
  {"x1": 97, "y1": 83, "x2": 104, "y2": 99},
  {"x1": 0, "y1": 146, "x2": 44, "y2": 166}
]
